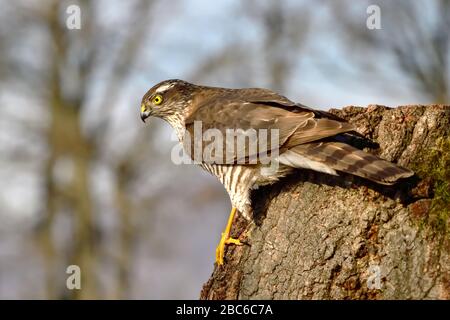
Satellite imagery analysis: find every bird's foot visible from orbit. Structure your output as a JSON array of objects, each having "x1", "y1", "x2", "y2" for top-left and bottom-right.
[{"x1": 215, "y1": 232, "x2": 242, "y2": 266}]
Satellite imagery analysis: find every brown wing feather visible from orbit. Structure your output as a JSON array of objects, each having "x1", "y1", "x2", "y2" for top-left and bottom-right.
[
  {"x1": 283, "y1": 118, "x2": 354, "y2": 146},
  {"x1": 241, "y1": 88, "x2": 348, "y2": 121},
  {"x1": 184, "y1": 89, "x2": 356, "y2": 164},
  {"x1": 185, "y1": 101, "x2": 306, "y2": 162}
]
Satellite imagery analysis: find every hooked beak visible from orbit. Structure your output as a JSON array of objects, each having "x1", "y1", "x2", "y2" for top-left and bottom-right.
[
  {"x1": 140, "y1": 111, "x2": 151, "y2": 123},
  {"x1": 140, "y1": 103, "x2": 151, "y2": 123}
]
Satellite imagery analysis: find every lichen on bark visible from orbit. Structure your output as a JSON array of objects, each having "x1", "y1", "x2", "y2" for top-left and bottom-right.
[
  {"x1": 200, "y1": 105, "x2": 450, "y2": 300},
  {"x1": 411, "y1": 137, "x2": 450, "y2": 238}
]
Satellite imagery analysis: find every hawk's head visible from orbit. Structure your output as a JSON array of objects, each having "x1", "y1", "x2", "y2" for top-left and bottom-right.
[{"x1": 140, "y1": 79, "x2": 196, "y2": 123}]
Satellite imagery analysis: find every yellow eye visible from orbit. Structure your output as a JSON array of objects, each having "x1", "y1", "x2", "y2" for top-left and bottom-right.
[{"x1": 152, "y1": 95, "x2": 163, "y2": 105}]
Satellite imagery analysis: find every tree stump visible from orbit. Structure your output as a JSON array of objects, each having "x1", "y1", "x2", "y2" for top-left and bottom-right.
[{"x1": 200, "y1": 105, "x2": 450, "y2": 300}]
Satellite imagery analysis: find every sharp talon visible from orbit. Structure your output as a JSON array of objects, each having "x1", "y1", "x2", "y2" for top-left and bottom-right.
[{"x1": 215, "y1": 235, "x2": 241, "y2": 266}]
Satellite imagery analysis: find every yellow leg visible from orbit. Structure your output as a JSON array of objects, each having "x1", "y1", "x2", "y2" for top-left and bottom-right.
[{"x1": 215, "y1": 207, "x2": 243, "y2": 265}]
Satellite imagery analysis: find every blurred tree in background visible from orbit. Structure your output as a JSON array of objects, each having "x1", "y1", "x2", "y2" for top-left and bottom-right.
[
  {"x1": 0, "y1": 0, "x2": 448, "y2": 299},
  {"x1": 1, "y1": 0, "x2": 162, "y2": 299},
  {"x1": 323, "y1": 0, "x2": 450, "y2": 103}
]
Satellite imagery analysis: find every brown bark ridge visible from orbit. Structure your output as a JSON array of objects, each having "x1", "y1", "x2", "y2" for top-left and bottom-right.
[{"x1": 200, "y1": 105, "x2": 450, "y2": 300}]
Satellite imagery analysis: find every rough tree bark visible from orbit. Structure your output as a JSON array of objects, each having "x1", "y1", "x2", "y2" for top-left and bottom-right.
[{"x1": 200, "y1": 105, "x2": 450, "y2": 300}]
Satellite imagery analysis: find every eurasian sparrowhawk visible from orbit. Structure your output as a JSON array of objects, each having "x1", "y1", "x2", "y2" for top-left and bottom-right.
[{"x1": 140, "y1": 79, "x2": 414, "y2": 265}]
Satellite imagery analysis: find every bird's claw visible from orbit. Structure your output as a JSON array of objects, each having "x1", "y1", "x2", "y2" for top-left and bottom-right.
[{"x1": 215, "y1": 232, "x2": 242, "y2": 266}]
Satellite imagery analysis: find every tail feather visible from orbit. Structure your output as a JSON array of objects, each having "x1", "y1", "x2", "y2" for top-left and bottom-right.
[{"x1": 280, "y1": 141, "x2": 414, "y2": 185}]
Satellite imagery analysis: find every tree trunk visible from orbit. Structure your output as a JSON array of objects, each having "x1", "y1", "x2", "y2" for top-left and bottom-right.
[{"x1": 200, "y1": 105, "x2": 450, "y2": 300}]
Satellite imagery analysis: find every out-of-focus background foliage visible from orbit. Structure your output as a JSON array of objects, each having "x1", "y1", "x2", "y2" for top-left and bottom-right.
[{"x1": 0, "y1": 0, "x2": 448, "y2": 299}]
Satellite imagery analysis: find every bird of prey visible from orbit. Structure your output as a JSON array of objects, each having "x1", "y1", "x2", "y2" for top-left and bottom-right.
[{"x1": 140, "y1": 79, "x2": 414, "y2": 265}]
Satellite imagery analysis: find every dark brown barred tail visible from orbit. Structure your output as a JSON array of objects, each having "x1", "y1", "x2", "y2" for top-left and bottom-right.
[{"x1": 291, "y1": 141, "x2": 414, "y2": 185}]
